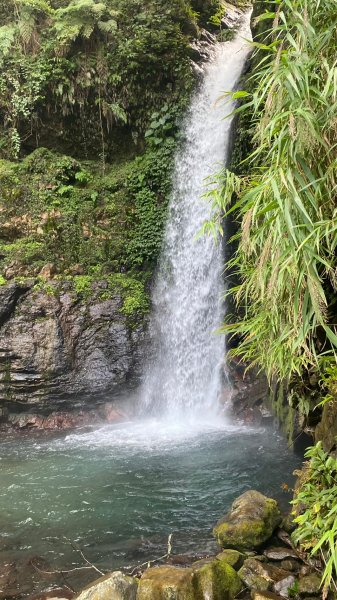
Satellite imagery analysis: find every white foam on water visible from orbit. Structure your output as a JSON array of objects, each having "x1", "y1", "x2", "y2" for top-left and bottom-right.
[{"x1": 56, "y1": 417, "x2": 257, "y2": 453}]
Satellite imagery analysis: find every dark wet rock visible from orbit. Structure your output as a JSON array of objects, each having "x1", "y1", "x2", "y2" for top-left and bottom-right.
[
  {"x1": 276, "y1": 530, "x2": 294, "y2": 548},
  {"x1": 0, "y1": 281, "x2": 31, "y2": 326},
  {"x1": 238, "y1": 559, "x2": 290, "y2": 592},
  {"x1": 298, "y1": 574, "x2": 321, "y2": 596},
  {"x1": 273, "y1": 575, "x2": 296, "y2": 598},
  {"x1": 264, "y1": 548, "x2": 299, "y2": 561},
  {"x1": 213, "y1": 491, "x2": 282, "y2": 550},
  {"x1": 281, "y1": 514, "x2": 296, "y2": 534},
  {"x1": 280, "y1": 560, "x2": 301, "y2": 573},
  {"x1": 223, "y1": 362, "x2": 272, "y2": 427},
  {"x1": 315, "y1": 400, "x2": 337, "y2": 454},
  {"x1": 75, "y1": 571, "x2": 138, "y2": 600},
  {"x1": 166, "y1": 554, "x2": 196, "y2": 566},
  {"x1": 29, "y1": 593, "x2": 73, "y2": 600},
  {"x1": 0, "y1": 282, "x2": 147, "y2": 412},
  {"x1": 216, "y1": 549, "x2": 244, "y2": 569}
]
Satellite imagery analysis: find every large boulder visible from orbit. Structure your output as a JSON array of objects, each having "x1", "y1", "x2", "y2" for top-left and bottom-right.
[
  {"x1": 213, "y1": 491, "x2": 282, "y2": 550},
  {"x1": 192, "y1": 557, "x2": 242, "y2": 600},
  {"x1": 75, "y1": 571, "x2": 138, "y2": 600},
  {"x1": 136, "y1": 566, "x2": 194, "y2": 600},
  {"x1": 137, "y1": 559, "x2": 242, "y2": 600}
]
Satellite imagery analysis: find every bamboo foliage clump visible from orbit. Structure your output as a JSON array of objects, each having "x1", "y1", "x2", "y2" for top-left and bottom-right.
[{"x1": 204, "y1": 0, "x2": 337, "y2": 381}]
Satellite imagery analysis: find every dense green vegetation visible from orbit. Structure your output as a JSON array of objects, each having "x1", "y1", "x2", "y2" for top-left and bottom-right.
[
  {"x1": 0, "y1": 141, "x2": 175, "y2": 276},
  {"x1": 205, "y1": 0, "x2": 337, "y2": 386},
  {"x1": 292, "y1": 443, "x2": 337, "y2": 593},
  {"x1": 0, "y1": 0, "x2": 227, "y2": 287},
  {"x1": 0, "y1": 0, "x2": 198, "y2": 160}
]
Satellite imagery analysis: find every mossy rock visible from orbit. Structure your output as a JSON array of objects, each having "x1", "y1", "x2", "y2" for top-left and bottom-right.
[
  {"x1": 137, "y1": 566, "x2": 195, "y2": 600},
  {"x1": 298, "y1": 574, "x2": 321, "y2": 597},
  {"x1": 192, "y1": 558, "x2": 242, "y2": 600},
  {"x1": 238, "y1": 559, "x2": 290, "y2": 593},
  {"x1": 216, "y1": 549, "x2": 244, "y2": 570},
  {"x1": 213, "y1": 491, "x2": 282, "y2": 550},
  {"x1": 137, "y1": 560, "x2": 242, "y2": 600}
]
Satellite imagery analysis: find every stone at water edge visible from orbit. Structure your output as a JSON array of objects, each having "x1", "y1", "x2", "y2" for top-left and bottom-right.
[
  {"x1": 238, "y1": 559, "x2": 291, "y2": 593},
  {"x1": 137, "y1": 559, "x2": 242, "y2": 600},
  {"x1": 74, "y1": 571, "x2": 138, "y2": 600},
  {"x1": 192, "y1": 557, "x2": 242, "y2": 600},
  {"x1": 136, "y1": 566, "x2": 194, "y2": 600},
  {"x1": 213, "y1": 490, "x2": 282, "y2": 550},
  {"x1": 216, "y1": 549, "x2": 245, "y2": 569}
]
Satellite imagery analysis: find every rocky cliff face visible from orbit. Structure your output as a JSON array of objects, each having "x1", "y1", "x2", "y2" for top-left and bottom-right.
[{"x1": 0, "y1": 281, "x2": 146, "y2": 415}]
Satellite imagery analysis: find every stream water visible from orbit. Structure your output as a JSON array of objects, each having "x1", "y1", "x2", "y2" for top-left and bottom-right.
[
  {"x1": 0, "y1": 420, "x2": 301, "y2": 594},
  {"x1": 0, "y1": 14, "x2": 304, "y2": 598}
]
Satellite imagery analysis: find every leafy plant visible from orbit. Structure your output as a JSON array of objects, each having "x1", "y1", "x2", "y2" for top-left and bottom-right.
[
  {"x1": 292, "y1": 442, "x2": 337, "y2": 595},
  {"x1": 202, "y1": 0, "x2": 337, "y2": 382},
  {"x1": 0, "y1": 0, "x2": 195, "y2": 159}
]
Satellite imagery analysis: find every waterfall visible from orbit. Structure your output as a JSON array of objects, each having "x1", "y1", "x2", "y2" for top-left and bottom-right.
[{"x1": 140, "y1": 14, "x2": 252, "y2": 421}]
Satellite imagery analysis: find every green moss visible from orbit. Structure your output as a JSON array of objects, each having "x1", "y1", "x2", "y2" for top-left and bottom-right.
[
  {"x1": 137, "y1": 566, "x2": 195, "y2": 600},
  {"x1": 213, "y1": 495, "x2": 281, "y2": 551},
  {"x1": 33, "y1": 279, "x2": 58, "y2": 296},
  {"x1": 192, "y1": 558, "x2": 242, "y2": 600},
  {"x1": 216, "y1": 549, "x2": 244, "y2": 570},
  {"x1": 68, "y1": 274, "x2": 150, "y2": 321},
  {"x1": 214, "y1": 520, "x2": 266, "y2": 550}
]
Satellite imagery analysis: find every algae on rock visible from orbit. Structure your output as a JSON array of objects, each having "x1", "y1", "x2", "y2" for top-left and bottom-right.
[{"x1": 213, "y1": 490, "x2": 282, "y2": 550}]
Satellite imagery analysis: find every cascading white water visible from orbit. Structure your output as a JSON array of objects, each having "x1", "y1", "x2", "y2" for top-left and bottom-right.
[{"x1": 141, "y1": 14, "x2": 252, "y2": 420}]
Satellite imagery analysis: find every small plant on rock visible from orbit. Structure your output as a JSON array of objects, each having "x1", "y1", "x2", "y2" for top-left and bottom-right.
[{"x1": 292, "y1": 442, "x2": 337, "y2": 596}]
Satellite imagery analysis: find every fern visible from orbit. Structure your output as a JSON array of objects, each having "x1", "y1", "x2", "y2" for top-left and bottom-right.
[
  {"x1": 54, "y1": 0, "x2": 118, "y2": 53},
  {"x1": 16, "y1": 0, "x2": 52, "y2": 49},
  {"x1": 0, "y1": 25, "x2": 16, "y2": 65}
]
